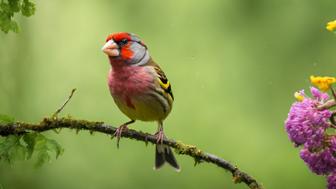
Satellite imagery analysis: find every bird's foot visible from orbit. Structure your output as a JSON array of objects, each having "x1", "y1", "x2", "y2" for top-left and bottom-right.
[
  {"x1": 114, "y1": 125, "x2": 128, "y2": 148},
  {"x1": 155, "y1": 130, "x2": 165, "y2": 144}
]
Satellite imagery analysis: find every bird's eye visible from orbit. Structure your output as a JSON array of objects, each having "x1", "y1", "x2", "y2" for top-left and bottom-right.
[{"x1": 119, "y1": 39, "x2": 128, "y2": 46}]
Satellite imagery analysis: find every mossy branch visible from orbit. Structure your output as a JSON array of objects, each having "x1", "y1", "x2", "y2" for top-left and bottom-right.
[
  {"x1": 0, "y1": 117, "x2": 263, "y2": 189},
  {"x1": 0, "y1": 89, "x2": 262, "y2": 189}
]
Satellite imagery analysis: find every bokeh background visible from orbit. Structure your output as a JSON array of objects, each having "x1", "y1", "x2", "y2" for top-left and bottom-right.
[{"x1": 1, "y1": 0, "x2": 336, "y2": 188}]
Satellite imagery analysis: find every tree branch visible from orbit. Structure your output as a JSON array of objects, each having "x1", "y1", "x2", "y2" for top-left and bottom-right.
[{"x1": 0, "y1": 117, "x2": 263, "y2": 189}]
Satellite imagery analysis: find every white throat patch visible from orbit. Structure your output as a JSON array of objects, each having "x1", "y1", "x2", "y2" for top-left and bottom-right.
[{"x1": 134, "y1": 50, "x2": 150, "y2": 66}]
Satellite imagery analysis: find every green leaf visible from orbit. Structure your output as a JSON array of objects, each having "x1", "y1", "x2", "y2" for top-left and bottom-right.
[
  {"x1": 0, "y1": 114, "x2": 15, "y2": 124},
  {"x1": 9, "y1": 19, "x2": 19, "y2": 32},
  {"x1": 0, "y1": 132, "x2": 63, "y2": 166},
  {"x1": 35, "y1": 149, "x2": 50, "y2": 167},
  {"x1": 22, "y1": 133, "x2": 64, "y2": 166},
  {"x1": 0, "y1": 135, "x2": 18, "y2": 163},
  {"x1": 23, "y1": 133, "x2": 38, "y2": 159},
  {"x1": 0, "y1": 12, "x2": 10, "y2": 33},
  {"x1": 0, "y1": 2, "x2": 11, "y2": 13},
  {"x1": 21, "y1": 0, "x2": 35, "y2": 17},
  {"x1": 0, "y1": 0, "x2": 36, "y2": 33},
  {"x1": 0, "y1": 135, "x2": 26, "y2": 163},
  {"x1": 8, "y1": 0, "x2": 21, "y2": 13},
  {"x1": 9, "y1": 143, "x2": 26, "y2": 161},
  {"x1": 46, "y1": 138, "x2": 64, "y2": 159}
]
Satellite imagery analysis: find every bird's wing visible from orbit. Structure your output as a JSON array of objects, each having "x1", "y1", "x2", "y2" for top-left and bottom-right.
[{"x1": 145, "y1": 59, "x2": 174, "y2": 100}]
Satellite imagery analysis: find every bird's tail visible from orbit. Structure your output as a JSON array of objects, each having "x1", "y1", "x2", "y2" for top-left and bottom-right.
[{"x1": 154, "y1": 143, "x2": 180, "y2": 171}]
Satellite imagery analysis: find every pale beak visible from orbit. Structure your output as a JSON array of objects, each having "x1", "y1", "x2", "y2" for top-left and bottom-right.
[{"x1": 101, "y1": 39, "x2": 120, "y2": 57}]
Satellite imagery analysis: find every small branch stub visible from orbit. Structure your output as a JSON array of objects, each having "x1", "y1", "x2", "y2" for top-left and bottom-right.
[{"x1": 52, "y1": 88, "x2": 77, "y2": 118}]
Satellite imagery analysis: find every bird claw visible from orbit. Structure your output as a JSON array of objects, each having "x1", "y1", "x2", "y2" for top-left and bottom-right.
[
  {"x1": 113, "y1": 125, "x2": 128, "y2": 148},
  {"x1": 155, "y1": 130, "x2": 165, "y2": 144}
]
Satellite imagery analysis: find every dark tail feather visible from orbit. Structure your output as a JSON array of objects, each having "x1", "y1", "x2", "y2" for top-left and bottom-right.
[{"x1": 154, "y1": 144, "x2": 180, "y2": 171}]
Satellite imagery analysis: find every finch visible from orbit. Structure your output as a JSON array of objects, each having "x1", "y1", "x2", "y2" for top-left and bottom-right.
[{"x1": 101, "y1": 32, "x2": 180, "y2": 171}]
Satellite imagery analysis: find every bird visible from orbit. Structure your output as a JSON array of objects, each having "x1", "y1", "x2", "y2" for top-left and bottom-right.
[{"x1": 101, "y1": 32, "x2": 180, "y2": 171}]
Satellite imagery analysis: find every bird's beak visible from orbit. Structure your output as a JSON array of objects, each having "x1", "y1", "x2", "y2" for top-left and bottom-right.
[{"x1": 102, "y1": 39, "x2": 120, "y2": 57}]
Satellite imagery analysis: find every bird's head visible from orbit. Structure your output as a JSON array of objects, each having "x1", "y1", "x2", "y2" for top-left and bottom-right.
[{"x1": 102, "y1": 32, "x2": 149, "y2": 66}]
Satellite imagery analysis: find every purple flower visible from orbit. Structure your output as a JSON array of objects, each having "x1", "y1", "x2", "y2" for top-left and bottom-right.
[
  {"x1": 300, "y1": 147, "x2": 336, "y2": 175},
  {"x1": 286, "y1": 86, "x2": 336, "y2": 188},
  {"x1": 285, "y1": 87, "x2": 331, "y2": 147},
  {"x1": 311, "y1": 87, "x2": 329, "y2": 102},
  {"x1": 304, "y1": 127, "x2": 325, "y2": 149},
  {"x1": 328, "y1": 172, "x2": 336, "y2": 189}
]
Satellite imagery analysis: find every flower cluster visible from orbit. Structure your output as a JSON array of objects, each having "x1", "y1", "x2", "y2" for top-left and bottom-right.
[
  {"x1": 285, "y1": 87, "x2": 336, "y2": 188},
  {"x1": 300, "y1": 145, "x2": 336, "y2": 175},
  {"x1": 287, "y1": 20, "x2": 336, "y2": 188},
  {"x1": 285, "y1": 87, "x2": 331, "y2": 147}
]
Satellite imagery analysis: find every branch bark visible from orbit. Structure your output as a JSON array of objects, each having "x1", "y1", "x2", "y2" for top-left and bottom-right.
[{"x1": 0, "y1": 117, "x2": 263, "y2": 189}]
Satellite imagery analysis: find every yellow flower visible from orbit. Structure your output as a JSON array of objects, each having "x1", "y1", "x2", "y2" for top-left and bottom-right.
[
  {"x1": 310, "y1": 75, "x2": 336, "y2": 91},
  {"x1": 326, "y1": 20, "x2": 336, "y2": 32},
  {"x1": 294, "y1": 91, "x2": 304, "y2": 102}
]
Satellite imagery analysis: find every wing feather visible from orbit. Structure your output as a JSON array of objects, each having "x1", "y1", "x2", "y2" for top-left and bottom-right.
[{"x1": 145, "y1": 59, "x2": 174, "y2": 100}]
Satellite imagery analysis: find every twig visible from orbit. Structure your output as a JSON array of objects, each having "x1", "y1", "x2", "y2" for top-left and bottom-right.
[
  {"x1": 0, "y1": 117, "x2": 263, "y2": 189},
  {"x1": 52, "y1": 88, "x2": 76, "y2": 118},
  {"x1": 318, "y1": 99, "x2": 336, "y2": 110}
]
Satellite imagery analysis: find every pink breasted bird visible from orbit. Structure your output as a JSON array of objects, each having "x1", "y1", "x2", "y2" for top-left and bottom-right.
[{"x1": 101, "y1": 32, "x2": 180, "y2": 171}]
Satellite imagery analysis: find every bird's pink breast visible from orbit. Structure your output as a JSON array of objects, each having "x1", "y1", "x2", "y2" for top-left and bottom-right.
[{"x1": 108, "y1": 65, "x2": 153, "y2": 106}]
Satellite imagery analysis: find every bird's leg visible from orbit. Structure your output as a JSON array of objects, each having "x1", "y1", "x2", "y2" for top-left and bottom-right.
[
  {"x1": 155, "y1": 121, "x2": 165, "y2": 144},
  {"x1": 114, "y1": 120, "x2": 135, "y2": 148}
]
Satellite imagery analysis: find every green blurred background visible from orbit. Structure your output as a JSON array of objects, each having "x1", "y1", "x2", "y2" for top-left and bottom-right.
[{"x1": 1, "y1": 0, "x2": 336, "y2": 188}]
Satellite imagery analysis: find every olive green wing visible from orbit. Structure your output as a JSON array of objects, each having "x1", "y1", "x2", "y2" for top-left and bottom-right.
[{"x1": 146, "y1": 59, "x2": 174, "y2": 100}]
